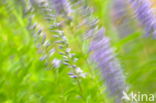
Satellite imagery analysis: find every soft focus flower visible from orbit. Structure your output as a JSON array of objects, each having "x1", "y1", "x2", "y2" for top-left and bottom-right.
[
  {"x1": 110, "y1": 0, "x2": 135, "y2": 38},
  {"x1": 68, "y1": 67, "x2": 86, "y2": 78},
  {"x1": 89, "y1": 28, "x2": 126, "y2": 103},
  {"x1": 75, "y1": 67, "x2": 86, "y2": 78},
  {"x1": 52, "y1": 58, "x2": 61, "y2": 68},
  {"x1": 128, "y1": 0, "x2": 156, "y2": 38},
  {"x1": 49, "y1": 0, "x2": 72, "y2": 15},
  {"x1": 40, "y1": 55, "x2": 47, "y2": 61},
  {"x1": 49, "y1": 48, "x2": 55, "y2": 56}
]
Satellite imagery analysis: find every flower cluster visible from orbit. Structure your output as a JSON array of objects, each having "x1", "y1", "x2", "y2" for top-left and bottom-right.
[
  {"x1": 128, "y1": 0, "x2": 156, "y2": 38},
  {"x1": 69, "y1": 0, "x2": 99, "y2": 39},
  {"x1": 48, "y1": 0, "x2": 72, "y2": 16},
  {"x1": 110, "y1": 0, "x2": 135, "y2": 38},
  {"x1": 24, "y1": 0, "x2": 86, "y2": 78},
  {"x1": 89, "y1": 28, "x2": 126, "y2": 103},
  {"x1": 69, "y1": 0, "x2": 127, "y2": 102}
]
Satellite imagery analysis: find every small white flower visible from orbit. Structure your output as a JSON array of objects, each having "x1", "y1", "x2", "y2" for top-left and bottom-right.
[
  {"x1": 43, "y1": 40, "x2": 50, "y2": 46},
  {"x1": 49, "y1": 48, "x2": 55, "y2": 56},
  {"x1": 79, "y1": 73, "x2": 86, "y2": 78},
  {"x1": 76, "y1": 67, "x2": 86, "y2": 78},
  {"x1": 69, "y1": 53, "x2": 75, "y2": 58},
  {"x1": 76, "y1": 67, "x2": 83, "y2": 73},
  {"x1": 40, "y1": 55, "x2": 47, "y2": 61},
  {"x1": 66, "y1": 48, "x2": 71, "y2": 53},
  {"x1": 62, "y1": 36, "x2": 67, "y2": 41},
  {"x1": 52, "y1": 58, "x2": 61, "y2": 68},
  {"x1": 73, "y1": 58, "x2": 78, "y2": 62}
]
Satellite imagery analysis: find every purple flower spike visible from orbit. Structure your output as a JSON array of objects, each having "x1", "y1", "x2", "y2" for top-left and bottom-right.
[
  {"x1": 110, "y1": 0, "x2": 135, "y2": 38},
  {"x1": 128, "y1": 0, "x2": 156, "y2": 38},
  {"x1": 49, "y1": 0, "x2": 72, "y2": 15},
  {"x1": 89, "y1": 28, "x2": 126, "y2": 103}
]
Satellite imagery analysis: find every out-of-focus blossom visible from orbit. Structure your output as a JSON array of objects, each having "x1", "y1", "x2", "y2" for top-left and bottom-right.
[
  {"x1": 49, "y1": 48, "x2": 55, "y2": 56},
  {"x1": 75, "y1": 67, "x2": 86, "y2": 78},
  {"x1": 70, "y1": 1, "x2": 127, "y2": 101},
  {"x1": 52, "y1": 58, "x2": 61, "y2": 68},
  {"x1": 49, "y1": 0, "x2": 72, "y2": 15},
  {"x1": 110, "y1": 0, "x2": 136, "y2": 38},
  {"x1": 68, "y1": 67, "x2": 86, "y2": 78},
  {"x1": 89, "y1": 28, "x2": 126, "y2": 103},
  {"x1": 40, "y1": 55, "x2": 47, "y2": 61},
  {"x1": 30, "y1": 0, "x2": 48, "y2": 7},
  {"x1": 128, "y1": 0, "x2": 156, "y2": 38}
]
